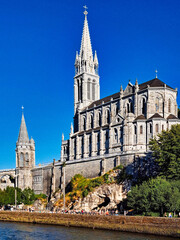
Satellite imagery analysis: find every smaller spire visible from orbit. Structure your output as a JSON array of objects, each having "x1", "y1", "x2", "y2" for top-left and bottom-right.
[
  {"x1": 120, "y1": 85, "x2": 123, "y2": 93},
  {"x1": 62, "y1": 133, "x2": 64, "y2": 141},
  {"x1": 94, "y1": 51, "x2": 98, "y2": 66},
  {"x1": 18, "y1": 109, "x2": 29, "y2": 144},
  {"x1": 135, "y1": 78, "x2": 138, "y2": 85},
  {"x1": 70, "y1": 123, "x2": 74, "y2": 134},
  {"x1": 75, "y1": 51, "x2": 79, "y2": 65}
]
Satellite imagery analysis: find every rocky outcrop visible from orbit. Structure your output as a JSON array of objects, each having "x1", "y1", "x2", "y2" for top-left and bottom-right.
[{"x1": 69, "y1": 183, "x2": 126, "y2": 212}]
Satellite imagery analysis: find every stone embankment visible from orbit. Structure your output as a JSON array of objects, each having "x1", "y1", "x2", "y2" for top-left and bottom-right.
[{"x1": 0, "y1": 212, "x2": 179, "y2": 238}]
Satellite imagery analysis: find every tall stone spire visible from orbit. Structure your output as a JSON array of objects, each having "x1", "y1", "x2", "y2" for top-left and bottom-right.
[
  {"x1": 17, "y1": 111, "x2": 29, "y2": 143},
  {"x1": 74, "y1": 6, "x2": 100, "y2": 115},
  {"x1": 80, "y1": 12, "x2": 93, "y2": 63},
  {"x1": 15, "y1": 108, "x2": 35, "y2": 190}
]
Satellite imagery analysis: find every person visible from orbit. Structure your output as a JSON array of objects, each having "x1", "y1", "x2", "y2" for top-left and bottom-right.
[
  {"x1": 168, "y1": 212, "x2": 172, "y2": 218},
  {"x1": 164, "y1": 212, "x2": 167, "y2": 217}
]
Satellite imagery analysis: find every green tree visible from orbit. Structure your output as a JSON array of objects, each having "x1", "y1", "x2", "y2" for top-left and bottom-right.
[
  {"x1": 22, "y1": 188, "x2": 36, "y2": 205},
  {"x1": 127, "y1": 178, "x2": 180, "y2": 216},
  {"x1": 149, "y1": 124, "x2": 180, "y2": 180}
]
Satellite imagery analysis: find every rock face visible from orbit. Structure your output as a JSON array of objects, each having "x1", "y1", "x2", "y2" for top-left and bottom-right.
[{"x1": 71, "y1": 183, "x2": 125, "y2": 212}]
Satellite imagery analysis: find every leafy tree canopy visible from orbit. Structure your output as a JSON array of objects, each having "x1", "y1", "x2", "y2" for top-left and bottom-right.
[
  {"x1": 127, "y1": 177, "x2": 180, "y2": 216},
  {"x1": 149, "y1": 124, "x2": 180, "y2": 180}
]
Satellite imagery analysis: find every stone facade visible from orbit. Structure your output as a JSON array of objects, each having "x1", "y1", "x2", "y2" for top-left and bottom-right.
[
  {"x1": 1, "y1": 10, "x2": 180, "y2": 196},
  {"x1": 60, "y1": 11, "x2": 180, "y2": 170}
]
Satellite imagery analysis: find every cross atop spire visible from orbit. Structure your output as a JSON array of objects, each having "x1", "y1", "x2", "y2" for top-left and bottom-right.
[
  {"x1": 83, "y1": 5, "x2": 88, "y2": 16},
  {"x1": 79, "y1": 7, "x2": 93, "y2": 64}
]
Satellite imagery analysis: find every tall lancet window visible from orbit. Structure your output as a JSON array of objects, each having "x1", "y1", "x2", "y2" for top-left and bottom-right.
[
  {"x1": 74, "y1": 138, "x2": 76, "y2": 159},
  {"x1": 83, "y1": 117, "x2": 86, "y2": 131},
  {"x1": 97, "y1": 132, "x2": 100, "y2": 155},
  {"x1": 105, "y1": 130, "x2": 109, "y2": 153},
  {"x1": 89, "y1": 135, "x2": 92, "y2": 157},
  {"x1": 155, "y1": 97, "x2": 159, "y2": 112},
  {"x1": 114, "y1": 128, "x2": 118, "y2": 143},
  {"x1": 25, "y1": 153, "x2": 29, "y2": 167},
  {"x1": 142, "y1": 98, "x2": 146, "y2": 115},
  {"x1": 92, "y1": 80, "x2": 96, "y2": 100},
  {"x1": 81, "y1": 137, "x2": 84, "y2": 158},
  {"x1": 90, "y1": 115, "x2": 93, "y2": 129},
  {"x1": 20, "y1": 153, "x2": 24, "y2": 167},
  {"x1": 168, "y1": 99, "x2": 171, "y2": 113},
  {"x1": 105, "y1": 109, "x2": 110, "y2": 124},
  {"x1": 87, "y1": 79, "x2": 91, "y2": 100}
]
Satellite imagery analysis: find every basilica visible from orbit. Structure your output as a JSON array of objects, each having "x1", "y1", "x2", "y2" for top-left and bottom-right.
[
  {"x1": 60, "y1": 9, "x2": 180, "y2": 165},
  {"x1": 0, "y1": 8, "x2": 179, "y2": 195}
]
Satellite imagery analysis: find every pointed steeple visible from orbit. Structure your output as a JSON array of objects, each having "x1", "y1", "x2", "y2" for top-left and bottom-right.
[
  {"x1": 80, "y1": 13, "x2": 93, "y2": 62},
  {"x1": 75, "y1": 51, "x2": 79, "y2": 65},
  {"x1": 17, "y1": 111, "x2": 29, "y2": 144},
  {"x1": 94, "y1": 50, "x2": 98, "y2": 66}
]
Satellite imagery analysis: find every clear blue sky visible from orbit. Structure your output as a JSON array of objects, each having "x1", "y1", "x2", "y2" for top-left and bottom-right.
[{"x1": 0, "y1": 0, "x2": 180, "y2": 169}]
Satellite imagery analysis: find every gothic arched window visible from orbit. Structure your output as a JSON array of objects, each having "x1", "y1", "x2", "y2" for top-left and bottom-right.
[
  {"x1": 90, "y1": 115, "x2": 93, "y2": 129},
  {"x1": 140, "y1": 125, "x2": 143, "y2": 134},
  {"x1": 168, "y1": 99, "x2": 171, "y2": 113},
  {"x1": 20, "y1": 153, "x2": 24, "y2": 167},
  {"x1": 105, "y1": 130, "x2": 109, "y2": 153},
  {"x1": 134, "y1": 125, "x2": 137, "y2": 135},
  {"x1": 156, "y1": 124, "x2": 159, "y2": 133},
  {"x1": 87, "y1": 79, "x2": 91, "y2": 100},
  {"x1": 74, "y1": 138, "x2": 76, "y2": 159},
  {"x1": 98, "y1": 112, "x2": 101, "y2": 127},
  {"x1": 92, "y1": 80, "x2": 96, "y2": 100},
  {"x1": 114, "y1": 128, "x2": 118, "y2": 143},
  {"x1": 155, "y1": 97, "x2": 159, "y2": 112},
  {"x1": 81, "y1": 137, "x2": 84, "y2": 158},
  {"x1": 25, "y1": 153, "x2": 29, "y2": 167},
  {"x1": 89, "y1": 135, "x2": 92, "y2": 157},
  {"x1": 83, "y1": 117, "x2": 86, "y2": 131},
  {"x1": 97, "y1": 133, "x2": 100, "y2": 155},
  {"x1": 116, "y1": 103, "x2": 119, "y2": 115},
  {"x1": 105, "y1": 109, "x2": 110, "y2": 124},
  {"x1": 150, "y1": 123, "x2": 152, "y2": 134},
  {"x1": 142, "y1": 98, "x2": 146, "y2": 115}
]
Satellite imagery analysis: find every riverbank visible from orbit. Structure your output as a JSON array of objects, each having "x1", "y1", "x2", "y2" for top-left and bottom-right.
[{"x1": 0, "y1": 212, "x2": 179, "y2": 238}]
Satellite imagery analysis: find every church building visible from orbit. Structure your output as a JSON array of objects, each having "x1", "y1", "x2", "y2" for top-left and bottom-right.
[
  {"x1": 1, "y1": 7, "x2": 179, "y2": 195},
  {"x1": 60, "y1": 8, "x2": 180, "y2": 167}
]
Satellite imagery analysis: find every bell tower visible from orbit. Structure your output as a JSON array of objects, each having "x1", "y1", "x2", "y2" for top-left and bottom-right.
[
  {"x1": 74, "y1": 6, "x2": 100, "y2": 114},
  {"x1": 15, "y1": 107, "x2": 35, "y2": 190}
]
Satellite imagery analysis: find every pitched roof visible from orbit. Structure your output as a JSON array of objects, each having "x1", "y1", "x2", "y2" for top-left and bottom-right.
[
  {"x1": 86, "y1": 92, "x2": 119, "y2": 110},
  {"x1": 83, "y1": 78, "x2": 174, "y2": 111},
  {"x1": 17, "y1": 113, "x2": 29, "y2": 143},
  {"x1": 135, "y1": 115, "x2": 146, "y2": 120},
  {"x1": 167, "y1": 114, "x2": 179, "y2": 120},
  {"x1": 149, "y1": 113, "x2": 164, "y2": 119},
  {"x1": 139, "y1": 78, "x2": 173, "y2": 90}
]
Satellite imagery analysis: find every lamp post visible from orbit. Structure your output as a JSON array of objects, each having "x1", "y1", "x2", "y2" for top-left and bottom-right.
[
  {"x1": 62, "y1": 161, "x2": 66, "y2": 212},
  {"x1": 14, "y1": 173, "x2": 18, "y2": 209},
  {"x1": 15, "y1": 174, "x2": 17, "y2": 209}
]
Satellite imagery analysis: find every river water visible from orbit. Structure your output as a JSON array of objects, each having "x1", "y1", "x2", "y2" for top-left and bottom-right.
[{"x1": 0, "y1": 222, "x2": 175, "y2": 240}]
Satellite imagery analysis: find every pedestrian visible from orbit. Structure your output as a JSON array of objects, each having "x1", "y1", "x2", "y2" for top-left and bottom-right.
[{"x1": 168, "y1": 212, "x2": 172, "y2": 218}]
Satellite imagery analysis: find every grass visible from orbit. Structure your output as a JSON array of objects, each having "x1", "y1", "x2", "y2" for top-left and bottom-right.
[{"x1": 54, "y1": 165, "x2": 124, "y2": 208}]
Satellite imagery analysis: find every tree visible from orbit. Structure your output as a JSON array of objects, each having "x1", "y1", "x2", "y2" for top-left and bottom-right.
[
  {"x1": 22, "y1": 188, "x2": 36, "y2": 205},
  {"x1": 149, "y1": 124, "x2": 180, "y2": 180},
  {"x1": 127, "y1": 178, "x2": 180, "y2": 216}
]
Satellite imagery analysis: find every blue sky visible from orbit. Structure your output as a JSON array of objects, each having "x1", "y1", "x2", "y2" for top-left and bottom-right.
[{"x1": 0, "y1": 0, "x2": 180, "y2": 169}]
